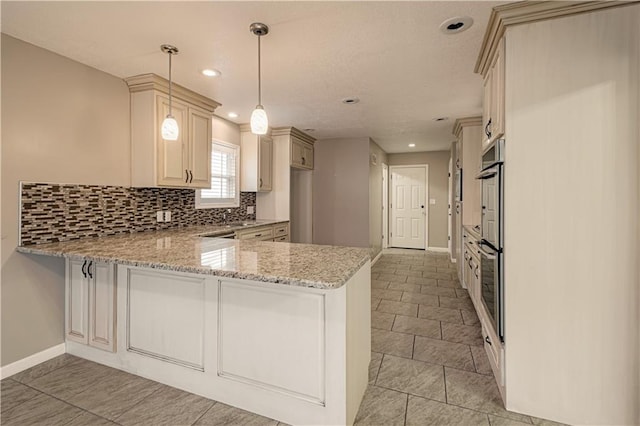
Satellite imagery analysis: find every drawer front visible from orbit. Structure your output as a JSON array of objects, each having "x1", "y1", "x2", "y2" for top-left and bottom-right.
[
  {"x1": 274, "y1": 224, "x2": 289, "y2": 236},
  {"x1": 237, "y1": 227, "x2": 274, "y2": 240},
  {"x1": 274, "y1": 235, "x2": 290, "y2": 243}
]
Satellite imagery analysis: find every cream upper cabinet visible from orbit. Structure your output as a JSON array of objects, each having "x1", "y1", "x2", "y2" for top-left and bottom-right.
[
  {"x1": 481, "y1": 38, "x2": 505, "y2": 152},
  {"x1": 126, "y1": 74, "x2": 220, "y2": 189},
  {"x1": 453, "y1": 117, "x2": 482, "y2": 227},
  {"x1": 291, "y1": 136, "x2": 314, "y2": 170},
  {"x1": 240, "y1": 126, "x2": 272, "y2": 192}
]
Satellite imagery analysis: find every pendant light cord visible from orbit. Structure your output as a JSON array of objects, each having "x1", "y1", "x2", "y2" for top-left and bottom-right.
[
  {"x1": 168, "y1": 51, "x2": 173, "y2": 116},
  {"x1": 257, "y1": 35, "x2": 262, "y2": 106}
]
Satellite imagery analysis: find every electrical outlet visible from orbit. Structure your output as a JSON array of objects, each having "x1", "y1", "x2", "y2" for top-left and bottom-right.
[
  {"x1": 164, "y1": 211, "x2": 172, "y2": 222},
  {"x1": 247, "y1": 206, "x2": 255, "y2": 214},
  {"x1": 156, "y1": 211, "x2": 164, "y2": 222},
  {"x1": 429, "y1": 199, "x2": 436, "y2": 205}
]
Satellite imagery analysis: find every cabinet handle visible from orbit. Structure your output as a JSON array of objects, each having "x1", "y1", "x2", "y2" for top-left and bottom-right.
[
  {"x1": 87, "y1": 261, "x2": 93, "y2": 279},
  {"x1": 485, "y1": 118, "x2": 492, "y2": 139},
  {"x1": 485, "y1": 336, "x2": 492, "y2": 346},
  {"x1": 81, "y1": 260, "x2": 87, "y2": 278},
  {"x1": 255, "y1": 233, "x2": 262, "y2": 237},
  {"x1": 189, "y1": 170, "x2": 193, "y2": 183},
  {"x1": 301, "y1": 157, "x2": 306, "y2": 165},
  {"x1": 474, "y1": 265, "x2": 479, "y2": 279},
  {"x1": 185, "y1": 169, "x2": 189, "y2": 183},
  {"x1": 259, "y1": 178, "x2": 263, "y2": 188}
]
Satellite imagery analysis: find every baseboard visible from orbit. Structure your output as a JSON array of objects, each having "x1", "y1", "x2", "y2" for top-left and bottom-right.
[
  {"x1": 371, "y1": 251, "x2": 382, "y2": 266},
  {"x1": 0, "y1": 343, "x2": 66, "y2": 379},
  {"x1": 427, "y1": 247, "x2": 449, "y2": 253}
]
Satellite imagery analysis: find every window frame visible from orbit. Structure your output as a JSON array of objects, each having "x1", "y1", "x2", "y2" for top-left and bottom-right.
[{"x1": 195, "y1": 138, "x2": 240, "y2": 209}]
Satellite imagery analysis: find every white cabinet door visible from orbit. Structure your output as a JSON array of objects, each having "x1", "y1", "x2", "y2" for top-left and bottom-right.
[
  {"x1": 89, "y1": 261, "x2": 116, "y2": 352},
  {"x1": 66, "y1": 259, "x2": 89, "y2": 344},
  {"x1": 156, "y1": 95, "x2": 189, "y2": 187},
  {"x1": 189, "y1": 107, "x2": 213, "y2": 188},
  {"x1": 259, "y1": 136, "x2": 273, "y2": 191},
  {"x1": 390, "y1": 166, "x2": 427, "y2": 249}
]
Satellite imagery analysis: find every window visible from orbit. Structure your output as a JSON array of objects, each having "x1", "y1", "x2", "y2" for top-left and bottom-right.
[{"x1": 196, "y1": 139, "x2": 240, "y2": 208}]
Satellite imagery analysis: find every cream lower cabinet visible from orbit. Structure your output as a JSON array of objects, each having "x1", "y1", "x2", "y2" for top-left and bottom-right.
[
  {"x1": 66, "y1": 259, "x2": 116, "y2": 352},
  {"x1": 126, "y1": 74, "x2": 220, "y2": 189},
  {"x1": 235, "y1": 222, "x2": 290, "y2": 242}
]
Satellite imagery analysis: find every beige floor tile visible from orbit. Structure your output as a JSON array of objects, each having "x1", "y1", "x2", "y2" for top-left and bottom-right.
[
  {"x1": 406, "y1": 395, "x2": 490, "y2": 426},
  {"x1": 462, "y1": 308, "x2": 481, "y2": 326},
  {"x1": 401, "y1": 291, "x2": 439, "y2": 306},
  {"x1": 413, "y1": 336, "x2": 475, "y2": 372},
  {"x1": 371, "y1": 288, "x2": 403, "y2": 301},
  {"x1": 393, "y1": 269, "x2": 423, "y2": 278},
  {"x1": 354, "y1": 385, "x2": 407, "y2": 426},
  {"x1": 424, "y1": 271, "x2": 455, "y2": 280},
  {"x1": 418, "y1": 305, "x2": 463, "y2": 324},
  {"x1": 388, "y1": 282, "x2": 423, "y2": 293},
  {"x1": 371, "y1": 279, "x2": 389, "y2": 289},
  {"x1": 28, "y1": 358, "x2": 115, "y2": 400},
  {"x1": 369, "y1": 352, "x2": 384, "y2": 384},
  {"x1": 410, "y1": 265, "x2": 437, "y2": 272},
  {"x1": 376, "y1": 355, "x2": 445, "y2": 401},
  {"x1": 440, "y1": 295, "x2": 475, "y2": 311},
  {"x1": 407, "y1": 276, "x2": 437, "y2": 286},
  {"x1": 0, "y1": 379, "x2": 40, "y2": 414},
  {"x1": 376, "y1": 273, "x2": 407, "y2": 283},
  {"x1": 471, "y1": 346, "x2": 494, "y2": 376},
  {"x1": 445, "y1": 368, "x2": 532, "y2": 422},
  {"x1": 377, "y1": 299, "x2": 418, "y2": 317},
  {"x1": 531, "y1": 416, "x2": 569, "y2": 426},
  {"x1": 392, "y1": 315, "x2": 441, "y2": 339},
  {"x1": 437, "y1": 278, "x2": 461, "y2": 288},
  {"x1": 489, "y1": 414, "x2": 533, "y2": 426},
  {"x1": 442, "y1": 322, "x2": 484, "y2": 346},
  {"x1": 9, "y1": 354, "x2": 83, "y2": 385},
  {"x1": 371, "y1": 329, "x2": 414, "y2": 358},
  {"x1": 66, "y1": 411, "x2": 118, "y2": 425},
  {"x1": 371, "y1": 298, "x2": 381, "y2": 311},
  {"x1": 0, "y1": 392, "x2": 85, "y2": 426},
  {"x1": 371, "y1": 311, "x2": 395, "y2": 330},
  {"x1": 118, "y1": 384, "x2": 215, "y2": 426},
  {"x1": 194, "y1": 402, "x2": 277, "y2": 426},
  {"x1": 420, "y1": 285, "x2": 457, "y2": 297}
]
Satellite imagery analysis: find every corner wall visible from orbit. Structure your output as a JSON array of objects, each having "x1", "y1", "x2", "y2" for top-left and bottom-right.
[
  {"x1": 312, "y1": 138, "x2": 370, "y2": 249},
  {"x1": 1, "y1": 34, "x2": 130, "y2": 365},
  {"x1": 369, "y1": 140, "x2": 388, "y2": 259},
  {"x1": 387, "y1": 151, "x2": 450, "y2": 248}
]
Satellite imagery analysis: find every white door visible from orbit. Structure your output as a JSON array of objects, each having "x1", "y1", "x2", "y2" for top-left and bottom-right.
[
  {"x1": 448, "y1": 158, "x2": 453, "y2": 257},
  {"x1": 382, "y1": 164, "x2": 388, "y2": 249},
  {"x1": 390, "y1": 166, "x2": 427, "y2": 249}
]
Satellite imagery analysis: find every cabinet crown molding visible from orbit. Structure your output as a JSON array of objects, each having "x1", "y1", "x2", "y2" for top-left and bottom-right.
[
  {"x1": 125, "y1": 73, "x2": 221, "y2": 113},
  {"x1": 452, "y1": 116, "x2": 482, "y2": 137},
  {"x1": 475, "y1": 0, "x2": 639, "y2": 76},
  {"x1": 271, "y1": 127, "x2": 316, "y2": 145}
]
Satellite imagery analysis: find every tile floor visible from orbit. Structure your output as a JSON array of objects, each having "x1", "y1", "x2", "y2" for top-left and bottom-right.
[{"x1": 1, "y1": 250, "x2": 563, "y2": 426}]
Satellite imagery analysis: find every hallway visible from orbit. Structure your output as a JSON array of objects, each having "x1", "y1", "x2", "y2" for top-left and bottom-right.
[{"x1": 355, "y1": 251, "x2": 558, "y2": 426}]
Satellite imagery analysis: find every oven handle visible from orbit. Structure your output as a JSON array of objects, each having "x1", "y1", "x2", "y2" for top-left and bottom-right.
[
  {"x1": 477, "y1": 244, "x2": 497, "y2": 260},
  {"x1": 476, "y1": 168, "x2": 498, "y2": 180}
]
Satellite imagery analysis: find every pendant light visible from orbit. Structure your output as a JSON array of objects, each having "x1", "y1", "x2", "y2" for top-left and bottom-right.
[
  {"x1": 160, "y1": 44, "x2": 179, "y2": 141},
  {"x1": 250, "y1": 23, "x2": 269, "y2": 135}
]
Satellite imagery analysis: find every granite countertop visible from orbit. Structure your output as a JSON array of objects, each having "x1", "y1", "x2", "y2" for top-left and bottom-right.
[{"x1": 17, "y1": 221, "x2": 371, "y2": 290}]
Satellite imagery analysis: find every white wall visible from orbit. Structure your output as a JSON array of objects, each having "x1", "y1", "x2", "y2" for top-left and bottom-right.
[
  {"x1": 313, "y1": 138, "x2": 370, "y2": 248},
  {"x1": 1, "y1": 34, "x2": 131, "y2": 365},
  {"x1": 504, "y1": 6, "x2": 639, "y2": 425}
]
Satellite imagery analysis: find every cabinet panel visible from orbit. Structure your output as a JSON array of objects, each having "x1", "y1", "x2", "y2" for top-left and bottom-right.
[
  {"x1": 189, "y1": 107, "x2": 213, "y2": 188},
  {"x1": 259, "y1": 136, "x2": 273, "y2": 191},
  {"x1": 89, "y1": 262, "x2": 116, "y2": 352},
  {"x1": 66, "y1": 259, "x2": 89, "y2": 344},
  {"x1": 302, "y1": 144, "x2": 314, "y2": 169},
  {"x1": 291, "y1": 137, "x2": 314, "y2": 170},
  {"x1": 156, "y1": 95, "x2": 189, "y2": 187}
]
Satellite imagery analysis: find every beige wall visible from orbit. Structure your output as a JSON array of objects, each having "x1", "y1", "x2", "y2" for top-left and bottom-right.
[
  {"x1": 504, "y1": 7, "x2": 639, "y2": 424},
  {"x1": 369, "y1": 140, "x2": 388, "y2": 258},
  {"x1": 387, "y1": 151, "x2": 450, "y2": 248},
  {"x1": 1, "y1": 35, "x2": 131, "y2": 366},
  {"x1": 313, "y1": 138, "x2": 370, "y2": 248}
]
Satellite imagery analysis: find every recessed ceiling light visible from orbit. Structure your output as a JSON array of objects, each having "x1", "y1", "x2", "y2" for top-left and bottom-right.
[
  {"x1": 342, "y1": 97, "x2": 360, "y2": 105},
  {"x1": 434, "y1": 117, "x2": 449, "y2": 122},
  {"x1": 202, "y1": 69, "x2": 221, "y2": 77},
  {"x1": 439, "y1": 16, "x2": 474, "y2": 34},
  {"x1": 409, "y1": 143, "x2": 416, "y2": 148},
  {"x1": 303, "y1": 128, "x2": 316, "y2": 132},
  {"x1": 227, "y1": 112, "x2": 238, "y2": 119}
]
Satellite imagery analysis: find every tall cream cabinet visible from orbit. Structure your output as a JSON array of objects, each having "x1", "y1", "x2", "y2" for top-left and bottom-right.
[
  {"x1": 452, "y1": 117, "x2": 482, "y2": 228},
  {"x1": 474, "y1": 2, "x2": 639, "y2": 425},
  {"x1": 240, "y1": 125, "x2": 273, "y2": 192},
  {"x1": 125, "y1": 74, "x2": 221, "y2": 188}
]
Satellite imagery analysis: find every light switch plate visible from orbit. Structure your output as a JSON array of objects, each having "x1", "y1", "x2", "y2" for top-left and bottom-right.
[
  {"x1": 429, "y1": 199, "x2": 436, "y2": 205},
  {"x1": 164, "y1": 211, "x2": 172, "y2": 222},
  {"x1": 247, "y1": 206, "x2": 255, "y2": 214},
  {"x1": 156, "y1": 211, "x2": 164, "y2": 222}
]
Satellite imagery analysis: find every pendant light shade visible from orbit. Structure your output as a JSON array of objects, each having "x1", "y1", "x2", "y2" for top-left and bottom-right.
[
  {"x1": 160, "y1": 44, "x2": 179, "y2": 141},
  {"x1": 250, "y1": 105, "x2": 268, "y2": 135},
  {"x1": 249, "y1": 23, "x2": 269, "y2": 135}
]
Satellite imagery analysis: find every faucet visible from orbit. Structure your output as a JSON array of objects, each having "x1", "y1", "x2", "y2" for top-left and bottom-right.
[{"x1": 222, "y1": 208, "x2": 231, "y2": 225}]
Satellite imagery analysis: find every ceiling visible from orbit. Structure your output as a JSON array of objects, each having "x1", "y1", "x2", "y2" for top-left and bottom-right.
[{"x1": 2, "y1": 1, "x2": 503, "y2": 153}]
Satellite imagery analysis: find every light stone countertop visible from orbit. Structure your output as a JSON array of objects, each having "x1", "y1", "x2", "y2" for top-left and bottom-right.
[{"x1": 17, "y1": 221, "x2": 371, "y2": 290}]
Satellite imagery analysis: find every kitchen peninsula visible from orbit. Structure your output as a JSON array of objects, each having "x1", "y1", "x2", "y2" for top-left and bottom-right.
[{"x1": 18, "y1": 225, "x2": 371, "y2": 426}]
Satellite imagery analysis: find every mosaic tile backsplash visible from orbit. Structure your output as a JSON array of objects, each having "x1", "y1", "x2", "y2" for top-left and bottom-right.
[{"x1": 20, "y1": 183, "x2": 256, "y2": 245}]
